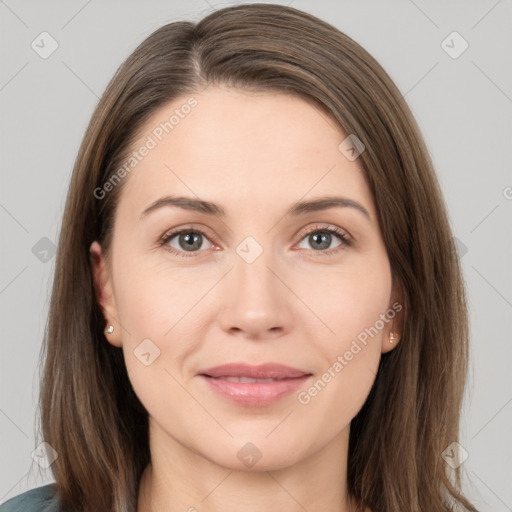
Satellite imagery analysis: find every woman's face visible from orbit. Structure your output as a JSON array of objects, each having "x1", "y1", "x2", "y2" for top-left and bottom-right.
[{"x1": 91, "y1": 85, "x2": 403, "y2": 471}]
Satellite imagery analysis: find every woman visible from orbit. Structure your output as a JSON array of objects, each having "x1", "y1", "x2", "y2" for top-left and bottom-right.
[{"x1": 0, "y1": 3, "x2": 479, "y2": 512}]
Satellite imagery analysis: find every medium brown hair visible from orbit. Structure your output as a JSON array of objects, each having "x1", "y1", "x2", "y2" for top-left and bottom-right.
[{"x1": 36, "y1": 3, "x2": 479, "y2": 511}]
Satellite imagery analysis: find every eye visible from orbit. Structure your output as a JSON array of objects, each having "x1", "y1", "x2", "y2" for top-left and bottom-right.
[
  {"x1": 296, "y1": 224, "x2": 352, "y2": 255},
  {"x1": 160, "y1": 227, "x2": 213, "y2": 258},
  {"x1": 159, "y1": 223, "x2": 352, "y2": 258}
]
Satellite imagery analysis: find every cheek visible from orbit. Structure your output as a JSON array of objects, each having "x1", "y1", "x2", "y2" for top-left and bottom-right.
[
  {"x1": 111, "y1": 257, "x2": 217, "y2": 398},
  {"x1": 296, "y1": 253, "x2": 392, "y2": 347},
  {"x1": 112, "y1": 262, "x2": 206, "y2": 428},
  {"x1": 113, "y1": 255, "x2": 216, "y2": 339},
  {"x1": 296, "y1": 345, "x2": 379, "y2": 449},
  {"x1": 295, "y1": 257, "x2": 391, "y2": 417}
]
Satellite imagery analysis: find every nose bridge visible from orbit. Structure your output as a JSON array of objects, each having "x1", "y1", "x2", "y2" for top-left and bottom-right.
[{"x1": 217, "y1": 236, "x2": 292, "y2": 337}]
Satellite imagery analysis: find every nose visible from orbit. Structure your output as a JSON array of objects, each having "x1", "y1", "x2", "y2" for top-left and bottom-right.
[{"x1": 217, "y1": 246, "x2": 294, "y2": 340}]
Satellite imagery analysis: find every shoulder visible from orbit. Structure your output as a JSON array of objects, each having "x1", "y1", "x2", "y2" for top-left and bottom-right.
[{"x1": 0, "y1": 484, "x2": 60, "y2": 512}]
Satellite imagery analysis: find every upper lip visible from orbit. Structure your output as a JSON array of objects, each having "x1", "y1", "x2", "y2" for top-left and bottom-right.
[{"x1": 198, "y1": 363, "x2": 311, "y2": 380}]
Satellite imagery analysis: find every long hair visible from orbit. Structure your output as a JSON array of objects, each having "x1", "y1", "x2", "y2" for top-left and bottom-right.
[{"x1": 36, "y1": 3, "x2": 478, "y2": 511}]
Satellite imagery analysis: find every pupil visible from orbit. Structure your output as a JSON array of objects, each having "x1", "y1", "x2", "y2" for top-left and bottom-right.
[
  {"x1": 181, "y1": 233, "x2": 201, "y2": 250},
  {"x1": 312, "y1": 232, "x2": 330, "y2": 250}
]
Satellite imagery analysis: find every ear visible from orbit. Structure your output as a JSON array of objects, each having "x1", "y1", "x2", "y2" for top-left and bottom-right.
[
  {"x1": 90, "y1": 241, "x2": 122, "y2": 347},
  {"x1": 381, "y1": 277, "x2": 405, "y2": 354}
]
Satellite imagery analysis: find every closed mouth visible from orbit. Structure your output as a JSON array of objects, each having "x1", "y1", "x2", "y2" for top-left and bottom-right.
[
  {"x1": 203, "y1": 375, "x2": 306, "y2": 382},
  {"x1": 198, "y1": 362, "x2": 311, "y2": 380}
]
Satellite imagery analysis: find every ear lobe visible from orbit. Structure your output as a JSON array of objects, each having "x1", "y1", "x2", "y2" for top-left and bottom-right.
[
  {"x1": 381, "y1": 278, "x2": 405, "y2": 354},
  {"x1": 89, "y1": 241, "x2": 122, "y2": 347}
]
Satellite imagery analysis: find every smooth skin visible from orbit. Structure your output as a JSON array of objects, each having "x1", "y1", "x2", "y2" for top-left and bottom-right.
[{"x1": 90, "y1": 85, "x2": 403, "y2": 512}]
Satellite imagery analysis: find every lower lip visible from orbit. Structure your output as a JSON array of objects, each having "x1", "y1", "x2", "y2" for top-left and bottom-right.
[{"x1": 199, "y1": 375, "x2": 312, "y2": 407}]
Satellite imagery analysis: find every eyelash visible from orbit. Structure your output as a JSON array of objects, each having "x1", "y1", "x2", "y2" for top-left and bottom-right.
[{"x1": 158, "y1": 223, "x2": 353, "y2": 259}]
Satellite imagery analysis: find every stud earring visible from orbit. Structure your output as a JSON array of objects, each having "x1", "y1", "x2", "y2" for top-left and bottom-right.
[
  {"x1": 389, "y1": 332, "x2": 396, "y2": 343},
  {"x1": 105, "y1": 324, "x2": 114, "y2": 335}
]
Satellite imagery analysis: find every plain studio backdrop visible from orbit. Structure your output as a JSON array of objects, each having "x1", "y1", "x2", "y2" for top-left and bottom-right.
[{"x1": 0, "y1": 0, "x2": 511, "y2": 510}]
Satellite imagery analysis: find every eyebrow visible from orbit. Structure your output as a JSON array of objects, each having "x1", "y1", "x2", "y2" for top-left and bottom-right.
[{"x1": 139, "y1": 195, "x2": 371, "y2": 222}]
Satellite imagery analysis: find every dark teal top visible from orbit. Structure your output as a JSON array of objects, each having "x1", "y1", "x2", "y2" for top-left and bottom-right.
[{"x1": 0, "y1": 484, "x2": 61, "y2": 512}]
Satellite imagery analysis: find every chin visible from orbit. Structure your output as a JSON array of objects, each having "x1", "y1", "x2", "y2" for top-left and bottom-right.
[{"x1": 202, "y1": 438, "x2": 307, "y2": 472}]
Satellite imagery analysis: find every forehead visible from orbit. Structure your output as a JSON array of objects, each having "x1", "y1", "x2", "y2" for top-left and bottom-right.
[{"x1": 117, "y1": 86, "x2": 375, "y2": 220}]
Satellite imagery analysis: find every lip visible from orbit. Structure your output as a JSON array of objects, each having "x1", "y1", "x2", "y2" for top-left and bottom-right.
[
  {"x1": 197, "y1": 363, "x2": 313, "y2": 407},
  {"x1": 198, "y1": 362, "x2": 311, "y2": 379}
]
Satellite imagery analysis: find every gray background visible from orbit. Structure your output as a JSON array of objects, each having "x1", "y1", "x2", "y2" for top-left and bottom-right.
[{"x1": 1, "y1": 0, "x2": 511, "y2": 510}]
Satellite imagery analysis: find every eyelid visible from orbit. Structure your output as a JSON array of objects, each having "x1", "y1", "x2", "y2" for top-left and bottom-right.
[{"x1": 297, "y1": 223, "x2": 352, "y2": 243}]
